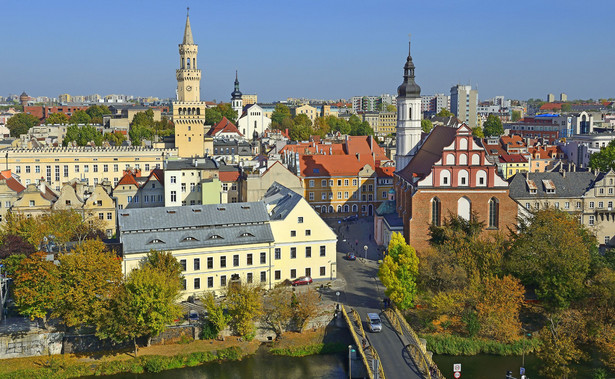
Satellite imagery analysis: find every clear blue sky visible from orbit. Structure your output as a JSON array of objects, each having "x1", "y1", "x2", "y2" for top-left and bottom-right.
[{"x1": 2, "y1": 0, "x2": 613, "y2": 102}]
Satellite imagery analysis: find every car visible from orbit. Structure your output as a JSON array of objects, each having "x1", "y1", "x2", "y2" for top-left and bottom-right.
[
  {"x1": 345, "y1": 252, "x2": 356, "y2": 261},
  {"x1": 367, "y1": 313, "x2": 382, "y2": 333},
  {"x1": 342, "y1": 215, "x2": 359, "y2": 222},
  {"x1": 188, "y1": 310, "x2": 199, "y2": 322},
  {"x1": 292, "y1": 276, "x2": 313, "y2": 286}
]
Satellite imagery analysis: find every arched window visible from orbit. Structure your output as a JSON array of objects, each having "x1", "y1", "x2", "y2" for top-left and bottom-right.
[
  {"x1": 408, "y1": 106, "x2": 412, "y2": 119},
  {"x1": 459, "y1": 138, "x2": 468, "y2": 150},
  {"x1": 431, "y1": 197, "x2": 441, "y2": 226},
  {"x1": 459, "y1": 153, "x2": 468, "y2": 165},
  {"x1": 446, "y1": 154, "x2": 455, "y2": 165},
  {"x1": 344, "y1": 204, "x2": 349, "y2": 212},
  {"x1": 329, "y1": 205, "x2": 334, "y2": 213},
  {"x1": 476, "y1": 170, "x2": 487, "y2": 187},
  {"x1": 458, "y1": 197, "x2": 471, "y2": 221},
  {"x1": 352, "y1": 204, "x2": 358, "y2": 213},
  {"x1": 322, "y1": 206, "x2": 327, "y2": 214},
  {"x1": 458, "y1": 169, "x2": 469, "y2": 186},
  {"x1": 337, "y1": 205, "x2": 342, "y2": 213},
  {"x1": 197, "y1": 108, "x2": 200, "y2": 115},
  {"x1": 193, "y1": 58, "x2": 196, "y2": 68},
  {"x1": 440, "y1": 169, "x2": 451, "y2": 186},
  {"x1": 471, "y1": 154, "x2": 480, "y2": 165},
  {"x1": 187, "y1": 57, "x2": 191, "y2": 69},
  {"x1": 181, "y1": 58, "x2": 184, "y2": 69},
  {"x1": 489, "y1": 197, "x2": 499, "y2": 228}
]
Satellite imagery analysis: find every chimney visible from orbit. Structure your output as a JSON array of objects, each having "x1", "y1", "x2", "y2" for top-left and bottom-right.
[{"x1": 356, "y1": 153, "x2": 360, "y2": 161}]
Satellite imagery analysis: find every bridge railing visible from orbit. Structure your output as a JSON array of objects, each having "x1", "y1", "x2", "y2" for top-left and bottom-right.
[{"x1": 340, "y1": 305, "x2": 378, "y2": 379}]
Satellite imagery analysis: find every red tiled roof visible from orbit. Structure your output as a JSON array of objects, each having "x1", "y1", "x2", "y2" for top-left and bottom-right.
[
  {"x1": 219, "y1": 171, "x2": 240, "y2": 182},
  {"x1": 142, "y1": 168, "x2": 164, "y2": 187},
  {"x1": 499, "y1": 154, "x2": 528, "y2": 163},
  {"x1": 0, "y1": 170, "x2": 26, "y2": 193},
  {"x1": 301, "y1": 155, "x2": 369, "y2": 177},
  {"x1": 116, "y1": 170, "x2": 141, "y2": 188},
  {"x1": 207, "y1": 117, "x2": 243, "y2": 137},
  {"x1": 528, "y1": 146, "x2": 562, "y2": 159},
  {"x1": 375, "y1": 166, "x2": 395, "y2": 178},
  {"x1": 539, "y1": 103, "x2": 562, "y2": 110}
]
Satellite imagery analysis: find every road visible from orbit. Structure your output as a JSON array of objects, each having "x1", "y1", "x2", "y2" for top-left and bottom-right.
[{"x1": 324, "y1": 217, "x2": 423, "y2": 379}]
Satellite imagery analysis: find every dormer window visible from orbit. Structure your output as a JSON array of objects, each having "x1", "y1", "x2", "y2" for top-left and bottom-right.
[
  {"x1": 542, "y1": 179, "x2": 556, "y2": 194},
  {"x1": 526, "y1": 179, "x2": 538, "y2": 194},
  {"x1": 182, "y1": 236, "x2": 198, "y2": 242},
  {"x1": 209, "y1": 235, "x2": 223, "y2": 240},
  {"x1": 240, "y1": 232, "x2": 254, "y2": 237},
  {"x1": 149, "y1": 239, "x2": 165, "y2": 244}
]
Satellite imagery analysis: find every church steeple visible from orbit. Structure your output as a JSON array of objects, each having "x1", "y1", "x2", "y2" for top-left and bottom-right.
[
  {"x1": 397, "y1": 35, "x2": 421, "y2": 99},
  {"x1": 231, "y1": 71, "x2": 242, "y2": 100},
  {"x1": 183, "y1": 8, "x2": 194, "y2": 45},
  {"x1": 231, "y1": 71, "x2": 243, "y2": 123}
]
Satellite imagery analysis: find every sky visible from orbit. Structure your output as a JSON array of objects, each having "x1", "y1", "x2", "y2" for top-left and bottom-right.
[{"x1": 1, "y1": 0, "x2": 614, "y2": 103}]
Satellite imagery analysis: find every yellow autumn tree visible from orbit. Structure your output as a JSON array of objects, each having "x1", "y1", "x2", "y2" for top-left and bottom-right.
[
  {"x1": 475, "y1": 275, "x2": 524, "y2": 342},
  {"x1": 378, "y1": 232, "x2": 419, "y2": 310}
]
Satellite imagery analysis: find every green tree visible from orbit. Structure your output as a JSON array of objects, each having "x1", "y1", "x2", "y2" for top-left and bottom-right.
[
  {"x1": 589, "y1": 139, "x2": 615, "y2": 172},
  {"x1": 63, "y1": 124, "x2": 103, "y2": 146},
  {"x1": 45, "y1": 112, "x2": 69, "y2": 125},
  {"x1": 350, "y1": 121, "x2": 374, "y2": 136},
  {"x1": 436, "y1": 108, "x2": 453, "y2": 117},
  {"x1": 12, "y1": 251, "x2": 61, "y2": 328},
  {"x1": 327, "y1": 115, "x2": 351, "y2": 135},
  {"x1": 386, "y1": 104, "x2": 397, "y2": 113},
  {"x1": 261, "y1": 287, "x2": 293, "y2": 338},
  {"x1": 7, "y1": 113, "x2": 40, "y2": 137},
  {"x1": 421, "y1": 119, "x2": 433, "y2": 133},
  {"x1": 54, "y1": 240, "x2": 122, "y2": 327},
  {"x1": 205, "y1": 104, "x2": 238, "y2": 125},
  {"x1": 95, "y1": 265, "x2": 182, "y2": 356},
  {"x1": 561, "y1": 103, "x2": 572, "y2": 112},
  {"x1": 511, "y1": 110, "x2": 522, "y2": 122},
  {"x1": 70, "y1": 110, "x2": 91, "y2": 125},
  {"x1": 104, "y1": 131, "x2": 127, "y2": 146},
  {"x1": 203, "y1": 292, "x2": 230, "y2": 339},
  {"x1": 472, "y1": 127, "x2": 485, "y2": 138},
  {"x1": 506, "y1": 209, "x2": 593, "y2": 311},
  {"x1": 538, "y1": 311, "x2": 587, "y2": 379},
  {"x1": 482, "y1": 114, "x2": 504, "y2": 136},
  {"x1": 128, "y1": 110, "x2": 155, "y2": 145},
  {"x1": 271, "y1": 104, "x2": 292, "y2": 128},
  {"x1": 143, "y1": 250, "x2": 183, "y2": 285},
  {"x1": 225, "y1": 283, "x2": 262, "y2": 339},
  {"x1": 312, "y1": 117, "x2": 331, "y2": 138},
  {"x1": 85, "y1": 105, "x2": 110, "y2": 124},
  {"x1": 378, "y1": 232, "x2": 419, "y2": 310}
]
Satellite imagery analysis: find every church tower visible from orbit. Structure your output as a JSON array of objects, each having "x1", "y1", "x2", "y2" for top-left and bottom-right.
[
  {"x1": 395, "y1": 36, "x2": 422, "y2": 171},
  {"x1": 173, "y1": 8, "x2": 206, "y2": 158},
  {"x1": 231, "y1": 71, "x2": 243, "y2": 121}
]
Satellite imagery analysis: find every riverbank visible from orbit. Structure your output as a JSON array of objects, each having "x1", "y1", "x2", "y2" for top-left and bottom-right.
[
  {"x1": 0, "y1": 327, "x2": 350, "y2": 379},
  {"x1": 422, "y1": 333, "x2": 541, "y2": 356}
]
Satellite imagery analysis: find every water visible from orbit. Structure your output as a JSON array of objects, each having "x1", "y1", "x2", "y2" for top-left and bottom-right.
[{"x1": 98, "y1": 352, "x2": 347, "y2": 379}]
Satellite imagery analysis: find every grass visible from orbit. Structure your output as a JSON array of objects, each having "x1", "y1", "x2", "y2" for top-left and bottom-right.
[
  {"x1": 269, "y1": 342, "x2": 346, "y2": 357},
  {"x1": 422, "y1": 333, "x2": 541, "y2": 356}
]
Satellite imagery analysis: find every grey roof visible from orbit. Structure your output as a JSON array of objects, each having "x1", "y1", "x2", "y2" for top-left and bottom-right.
[
  {"x1": 383, "y1": 213, "x2": 404, "y2": 228},
  {"x1": 118, "y1": 202, "x2": 274, "y2": 254},
  {"x1": 165, "y1": 157, "x2": 218, "y2": 170},
  {"x1": 508, "y1": 171, "x2": 598, "y2": 199},
  {"x1": 262, "y1": 182, "x2": 303, "y2": 221}
]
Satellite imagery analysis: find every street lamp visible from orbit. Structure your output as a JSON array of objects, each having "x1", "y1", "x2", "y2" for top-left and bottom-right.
[
  {"x1": 363, "y1": 245, "x2": 368, "y2": 259},
  {"x1": 348, "y1": 345, "x2": 353, "y2": 379}
]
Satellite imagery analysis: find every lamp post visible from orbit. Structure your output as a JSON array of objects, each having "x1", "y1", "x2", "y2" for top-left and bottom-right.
[
  {"x1": 348, "y1": 345, "x2": 353, "y2": 379},
  {"x1": 363, "y1": 245, "x2": 368, "y2": 259}
]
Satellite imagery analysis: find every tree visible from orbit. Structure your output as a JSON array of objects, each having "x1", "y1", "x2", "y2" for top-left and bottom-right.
[
  {"x1": 506, "y1": 209, "x2": 593, "y2": 311},
  {"x1": 205, "y1": 104, "x2": 238, "y2": 125},
  {"x1": 225, "y1": 283, "x2": 262, "y2": 338},
  {"x1": 511, "y1": 110, "x2": 522, "y2": 122},
  {"x1": 54, "y1": 240, "x2": 122, "y2": 327},
  {"x1": 261, "y1": 287, "x2": 293, "y2": 338},
  {"x1": 143, "y1": 250, "x2": 183, "y2": 285},
  {"x1": 312, "y1": 117, "x2": 331, "y2": 138},
  {"x1": 104, "y1": 131, "x2": 127, "y2": 146},
  {"x1": 421, "y1": 119, "x2": 433, "y2": 133},
  {"x1": 129, "y1": 110, "x2": 155, "y2": 145},
  {"x1": 537, "y1": 310, "x2": 587, "y2": 379},
  {"x1": 561, "y1": 103, "x2": 572, "y2": 112},
  {"x1": 482, "y1": 114, "x2": 504, "y2": 136},
  {"x1": 271, "y1": 104, "x2": 292, "y2": 128},
  {"x1": 386, "y1": 104, "x2": 397, "y2": 113},
  {"x1": 64, "y1": 124, "x2": 103, "y2": 146},
  {"x1": 378, "y1": 232, "x2": 419, "y2": 310},
  {"x1": 589, "y1": 139, "x2": 615, "y2": 172},
  {"x1": 0, "y1": 234, "x2": 36, "y2": 259},
  {"x1": 70, "y1": 110, "x2": 91, "y2": 125},
  {"x1": 12, "y1": 251, "x2": 60, "y2": 328},
  {"x1": 95, "y1": 265, "x2": 182, "y2": 356},
  {"x1": 472, "y1": 127, "x2": 484, "y2": 138},
  {"x1": 203, "y1": 292, "x2": 230, "y2": 339},
  {"x1": 350, "y1": 121, "x2": 374, "y2": 136},
  {"x1": 436, "y1": 108, "x2": 453, "y2": 117},
  {"x1": 7, "y1": 113, "x2": 40, "y2": 137},
  {"x1": 474, "y1": 275, "x2": 524, "y2": 342},
  {"x1": 85, "y1": 105, "x2": 110, "y2": 124},
  {"x1": 291, "y1": 288, "x2": 321, "y2": 332},
  {"x1": 45, "y1": 112, "x2": 69, "y2": 125}
]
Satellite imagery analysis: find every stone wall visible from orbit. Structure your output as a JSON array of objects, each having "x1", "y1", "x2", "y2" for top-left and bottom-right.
[{"x1": 0, "y1": 332, "x2": 63, "y2": 359}]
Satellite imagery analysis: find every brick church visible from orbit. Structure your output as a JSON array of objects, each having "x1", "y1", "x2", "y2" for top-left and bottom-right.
[{"x1": 392, "y1": 38, "x2": 518, "y2": 251}]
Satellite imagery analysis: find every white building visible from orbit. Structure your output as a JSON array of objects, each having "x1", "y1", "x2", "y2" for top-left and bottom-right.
[{"x1": 237, "y1": 104, "x2": 271, "y2": 140}]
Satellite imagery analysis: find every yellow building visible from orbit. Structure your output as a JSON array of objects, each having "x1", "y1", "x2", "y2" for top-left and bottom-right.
[
  {"x1": 377, "y1": 112, "x2": 396, "y2": 135},
  {"x1": 118, "y1": 183, "x2": 337, "y2": 299},
  {"x1": 242, "y1": 94, "x2": 257, "y2": 106},
  {"x1": 172, "y1": 11, "x2": 207, "y2": 158},
  {"x1": 11, "y1": 182, "x2": 57, "y2": 219},
  {"x1": 293, "y1": 104, "x2": 318, "y2": 122},
  {"x1": 5, "y1": 146, "x2": 175, "y2": 192},
  {"x1": 83, "y1": 185, "x2": 117, "y2": 237},
  {"x1": 58, "y1": 94, "x2": 72, "y2": 103},
  {"x1": 499, "y1": 154, "x2": 529, "y2": 179},
  {"x1": 0, "y1": 170, "x2": 25, "y2": 223}
]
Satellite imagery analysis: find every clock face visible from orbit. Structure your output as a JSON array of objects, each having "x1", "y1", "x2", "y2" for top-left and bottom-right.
[{"x1": 186, "y1": 86, "x2": 192, "y2": 91}]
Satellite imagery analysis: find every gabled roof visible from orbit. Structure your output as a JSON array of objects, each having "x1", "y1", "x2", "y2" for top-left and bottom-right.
[
  {"x1": 499, "y1": 154, "x2": 528, "y2": 163},
  {"x1": 116, "y1": 170, "x2": 141, "y2": 188},
  {"x1": 397, "y1": 125, "x2": 458, "y2": 182},
  {"x1": 206, "y1": 117, "x2": 243, "y2": 137},
  {"x1": 219, "y1": 170, "x2": 240, "y2": 182},
  {"x1": 142, "y1": 168, "x2": 164, "y2": 188},
  {"x1": 508, "y1": 171, "x2": 596, "y2": 199},
  {"x1": 0, "y1": 170, "x2": 25, "y2": 193},
  {"x1": 262, "y1": 182, "x2": 304, "y2": 221}
]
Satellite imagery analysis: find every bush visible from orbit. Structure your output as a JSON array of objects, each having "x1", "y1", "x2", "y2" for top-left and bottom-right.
[
  {"x1": 217, "y1": 346, "x2": 242, "y2": 361},
  {"x1": 423, "y1": 333, "x2": 540, "y2": 356},
  {"x1": 142, "y1": 355, "x2": 169, "y2": 373},
  {"x1": 200, "y1": 320, "x2": 219, "y2": 340},
  {"x1": 270, "y1": 342, "x2": 346, "y2": 357}
]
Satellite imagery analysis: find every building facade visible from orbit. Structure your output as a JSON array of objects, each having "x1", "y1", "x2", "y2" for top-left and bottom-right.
[{"x1": 450, "y1": 85, "x2": 478, "y2": 128}]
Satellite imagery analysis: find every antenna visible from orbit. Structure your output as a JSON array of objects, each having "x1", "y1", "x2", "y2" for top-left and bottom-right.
[{"x1": 187, "y1": 7, "x2": 190, "y2": 16}]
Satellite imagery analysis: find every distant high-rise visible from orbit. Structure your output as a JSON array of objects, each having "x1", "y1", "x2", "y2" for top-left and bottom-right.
[
  {"x1": 547, "y1": 93, "x2": 555, "y2": 102},
  {"x1": 560, "y1": 93, "x2": 568, "y2": 102},
  {"x1": 450, "y1": 85, "x2": 478, "y2": 127}
]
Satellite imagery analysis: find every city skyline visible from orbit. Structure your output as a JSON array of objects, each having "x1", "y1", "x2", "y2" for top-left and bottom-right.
[{"x1": 2, "y1": 0, "x2": 614, "y2": 102}]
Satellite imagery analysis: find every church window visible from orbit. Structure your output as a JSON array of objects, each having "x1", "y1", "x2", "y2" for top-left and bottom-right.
[
  {"x1": 408, "y1": 107, "x2": 412, "y2": 119},
  {"x1": 476, "y1": 170, "x2": 487, "y2": 186},
  {"x1": 458, "y1": 169, "x2": 469, "y2": 186},
  {"x1": 446, "y1": 154, "x2": 455, "y2": 165},
  {"x1": 488, "y1": 198, "x2": 499, "y2": 228},
  {"x1": 187, "y1": 57, "x2": 191, "y2": 69},
  {"x1": 458, "y1": 197, "x2": 471, "y2": 221},
  {"x1": 459, "y1": 138, "x2": 468, "y2": 150},
  {"x1": 440, "y1": 170, "x2": 451, "y2": 186},
  {"x1": 471, "y1": 154, "x2": 480, "y2": 165},
  {"x1": 459, "y1": 154, "x2": 468, "y2": 165},
  {"x1": 431, "y1": 198, "x2": 441, "y2": 226}
]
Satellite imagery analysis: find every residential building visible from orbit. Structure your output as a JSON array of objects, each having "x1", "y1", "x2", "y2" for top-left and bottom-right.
[
  {"x1": 243, "y1": 161, "x2": 303, "y2": 202},
  {"x1": 547, "y1": 93, "x2": 555, "y2": 102},
  {"x1": 499, "y1": 153, "x2": 529, "y2": 179},
  {"x1": 118, "y1": 183, "x2": 337, "y2": 299},
  {"x1": 11, "y1": 181, "x2": 58, "y2": 219},
  {"x1": 24, "y1": 105, "x2": 89, "y2": 121},
  {"x1": 527, "y1": 146, "x2": 565, "y2": 172},
  {"x1": 58, "y1": 94, "x2": 72, "y2": 103},
  {"x1": 164, "y1": 157, "x2": 219, "y2": 207},
  {"x1": 242, "y1": 94, "x2": 257, "y2": 106},
  {"x1": 219, "y1": 165, "x2": 242, "y2": 203},
  {"x1": 351, "y1": 96, "x2": 382, "y2": 113},
  {"x1": 560, "y1": 93, "x2": 568, "y2": 102},
  {"x1": 450, "y1": 85, "x2": 478, "y2": 128},
  {"x1": 212, "y1": 139, "x2": 255, "y2": 164},
  {"x1": 206, "y1": 117, "x2": 244, "y2": 139},
  {"x1": 113, "y1": 169, "x2": 165, "y2": 210},
  {"x1": 0, "y1": 170, "x2": 26, "y2": 223},
  {"x1": 293, "y1": 104, "x2": 318, "y2": 123},
  {"x1": 377, "y1": 112, "x2": 396, "y2": 135}
]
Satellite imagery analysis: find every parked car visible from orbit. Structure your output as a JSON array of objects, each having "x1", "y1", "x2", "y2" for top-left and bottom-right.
[
  {"x1": 345, "y1": 252, "x2": 356, "y2": 261},
  {"x1": 188, "y1": 310, "x2": 199, "y2": 322},
  {"x1": 292, "y1": 276, "x2": 313, "y2": 286},
  {"x1": 342, "y1": 215, "x2": 359, "y2": 222},
  {"x1": 367, "y1": 313, "x2": 382, "y2": 333}
]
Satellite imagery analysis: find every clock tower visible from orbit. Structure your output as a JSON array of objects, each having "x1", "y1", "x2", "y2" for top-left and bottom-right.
[{"x1": 173, "y1": 8, "x2": 206, "y2": 157}]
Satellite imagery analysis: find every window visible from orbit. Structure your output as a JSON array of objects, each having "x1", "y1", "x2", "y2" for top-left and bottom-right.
[
  {"x1": 274, "y1": 248, "x2": 281, "y2": 260},
  {"x1": 171, "y1": 176, "x2": 177, "y2": 184},
  {"x1": 344, "y1": 179, "x2": 349, "y2": 186},
  {"x1": 291, "y1": 247, "x2": 296, "y2": 259},
  {"x1": 309, "y1": 192, "x2": 314, "y2": 200},
  {"x1": 246, "y1": 273, "x2": 253, "y2": 284},
  {"x1": 320, "y1": 266, "x2": 326, "y2": 276},
  {"x1": 181, "y1": 183, "x2": 186, "y2": 193},
  {"x1": 577, "y1": 201, "x2": 582, "y2": 209},
  {"x1": 290, "y1": 269, "x2": 297, "y2": 279},
  {"x1": 345, "y1": 192, "x2": 349, "y2": 199},
  {"x1": 194, "y1": 278, "x2": 200, "y2": 290},
  {"x1": 329, "y1": 179, "x2": 334, "y2": 186},
  {"x1": 321, "y1": 179, "x2": 327, "y2": 187},
  {"x1": 207, "y1": 277, "x2": 213, "y2": 288},
  {"x1": 207, "y1": 257, "x2": 213, "y2": 269},
  {"x1": 353, "y1": 179, "x2": 358, "y2": 186},
  {"x1": 171, "y1": 191, "x2": 177, "y2": 202},
  {"x1": 600, "y1": 188, "x2": 605, "y2": 194},
  {"x1": 599, "y1": 201, "x2": 604, "y2": 208},
  {"x1": 98, "y1": 213, "x2": 104, "y2": 220},
  {"x1": 432, "y1": 198, "x2": 441, "y2": 226},
  {"x1": 291, "y1": 230, "x2": 296, "y2": 237},
  {"x1": 610, "y1": 188, "x2": 614, "y2": 195},
  {"x1": 488, "y1": 198, "x2": 499, "y2": 228},
  {"x1": 589, "y1": 215, "x2": 595, "y2": 226},
  {"x1": 320, "y1": 246, "x2": 326, "y2": 257},
  {"x1": 605, "y1": 236, "x2": 611, "y2": 245},
  {"x1": 321, "y1": 193, "x2": 327, "y2": 200},
  {"x1": 260, "y1": 252, "x2": 266, "y2": 264},
  {"x1": 590, "y1": 201, "x2": 595, "y2": 209},
  {"x1": 275, "y1": 270, "x2": 281, "y2": 280},
  {"x1": 565, "y1": 202, "x2": 570, "y2": 209},
  {"x1": 220, "y1": 256, "x2": 226, "y2": 268},
  {"x1": 35, "y1": 165, "x2": 40, "y2": 173},
  {"x1": 29, "y1": 200, "x2": 35, "y2": 207},
  {"x1": 25, "y1": 165, "x2": 30, "y2": 173},
  {"x1": 107, "y1": 212, "x2": 112, "y2": 220},
  {"x1": 233, "y1": 254, "x2": 239, "y2": 267},
  {"x1": 114, "y1": 164, "x2": 118, "y2": 172},
  {"x1": 221, "y1": 275, "x2": 227, "y2": 287},
  {"x1": 180, "y1": 259, "x2": 186, "y2": 271},
  {"x1": 260, "y1": 271, "x2": 266, "y2": 283},
  {"x1": 298, "y1": 217, "x2": 303, "y2": 223},
  {"x1": 305, "y1": 268, "x2": 311, "y2": 277},
  {"x1": 305, "y1": 229, "x2": 311, "y2": 236},
  {"x1": 337, "y1": 179, "x2": 342, "y2": 186},
  {"x1": 309, "y1": 180, "x2": 314, "y2": 187},
  {"x1": 305, "y1": 246, "x2": 312, "y2": 258},
  {"x1": 610, "y1": 201, "x2": 614, "y2": 209},
  {"x1": 194, "y1": 258, "x2": 200, "y2": 270}
]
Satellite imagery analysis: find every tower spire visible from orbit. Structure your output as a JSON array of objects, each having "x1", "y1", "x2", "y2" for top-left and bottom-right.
[
  {"x1": 397, "y1": 33, "x2": 420, "y2": 98},
  {"x1": 183, "y1": 8, "x2": 194, "y2": 44}
]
